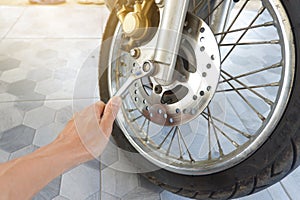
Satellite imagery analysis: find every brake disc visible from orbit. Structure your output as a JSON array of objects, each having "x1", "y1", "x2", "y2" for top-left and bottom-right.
[{"x1": 128, "y1": 13, "x2": 221, "y2": 126}]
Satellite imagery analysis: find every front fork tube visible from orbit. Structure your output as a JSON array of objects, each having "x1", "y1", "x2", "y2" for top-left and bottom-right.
[{"x1": 153, "y1": 0, "x2": 190, "y2": 85}]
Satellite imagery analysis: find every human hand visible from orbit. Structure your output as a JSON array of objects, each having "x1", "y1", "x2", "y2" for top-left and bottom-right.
[{"x1": 56, "y1": 97, "x2": 122, "y2": 162}]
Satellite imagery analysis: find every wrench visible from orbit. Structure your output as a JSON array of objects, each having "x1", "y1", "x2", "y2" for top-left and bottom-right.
[{"x1": 114, "y1": 61, "x2": 156, "y2": 98}]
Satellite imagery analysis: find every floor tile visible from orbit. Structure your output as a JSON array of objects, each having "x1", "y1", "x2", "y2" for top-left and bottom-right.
[
  {"x1": 0, "y1": 125, "x2": 35, "y2": 153},
  {"x1": 55, "y1": 105, "x2": 73, "y2": 124},
  {"x1": 121, "y1": 187, "x2": 160, "y2": 200},
  {"x1": 281, "y1": 167, "x2": 300, "y2": 200},
  {"x1": 101, "y1": 191, "x2": 120, "y2": 200},
  {"x1": 100, "y1": 139, "x2": 119, "y2": 169},
  {"x1": 0, "y1": 6, "x2": 25, "y2": 38},
  {"x1": 0, "y1": 103, "x2": 24, "y2": 133},
  {"x1": 6, "y1": 6, "x2": 109, "y2": 38},
  {"x1": 237, "y1": 190, "x2": 273, "y2": 200},
  {"x1": 86, "y1": 191, "x2": 100, "y2": 200},
  {"x1": 14, "y1": 100, "x2": 44, "y2": 112},
  {"x1": 60, "y1": 164, "x2": 100, "y2": 200},
  {"x1": 33, "y1": 175, "x2": 62, "y2": 200},
  {"x1": 33, "y1": 122, "x2": 65, "y2": 147},
  {"x1": 0, "y1": 56, "x2": 21, "y2": 72},
  {"x1": 101, "y1": 167, "x2": 139, "y2": 198},
  {"x1": 160, "y1": 191, "x2": 191, "y2": 200},
  {"x1": 23, "y1": 105, "x2": 56, "y2": 129},
  {"x1": 0, "y1": 67, "x2": 27, "y2": 83},
  {"x1": 267, "y1": 182, "x2": 290, "y2": 200},
  {"x1": 0, "y1": 149, "x2": 10, "y2": 163},
  {"x1": 139, "y1": 176, "x2": 163, "y2": 194},
  {"x1": 9, "y1": 144, "x2": 38, "y2": 160},
  {"x1": 7, "y1": 79, "x2": 45, "y2": 100}
]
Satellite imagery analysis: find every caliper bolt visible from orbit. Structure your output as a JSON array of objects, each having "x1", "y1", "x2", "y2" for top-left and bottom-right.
[
  {"x1": 143, "y1": 62, "x2": 151, "y2": 72},
  {"x1": 130, "y1": 48, "x2": 140, "y2": 58},
  {"x1": 154, "y1": 85, "x2": 163, "y2": 94}
]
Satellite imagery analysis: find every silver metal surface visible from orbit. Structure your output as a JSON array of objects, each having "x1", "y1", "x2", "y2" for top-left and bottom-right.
[
  {"x1": 114, "y1": 61, "x2": 155, "y2": 98},
  {"x1": 128, "y1": 13, "x2": 220, "y2": 126},
  {"x1": 107, "y1": 0, "x2": 295, "y2": 175},
  {"x1": 153, "y1": 0, "x2": 190, "y2": 85}
]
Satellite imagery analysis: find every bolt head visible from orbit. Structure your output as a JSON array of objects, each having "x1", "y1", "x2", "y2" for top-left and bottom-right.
[{"x1": 130, "y1": 48, "x2": 140, "y2": 58}]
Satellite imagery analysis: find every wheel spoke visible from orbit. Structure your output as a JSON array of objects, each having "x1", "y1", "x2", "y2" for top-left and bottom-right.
[
  {"x1": 221, "y1": 7, "x2": 266, "y2": 64},
  {"x1": 217, "y1": 82, "x2": 280, "y2": 93},
  {"x1": 158, "y1": 127, "x2": 175, "y2": 149},
  {"x1": 178, "y1": 127, "x2": 195, "y2": 162},
  {"x1": 220, "y1": 73, "x2": 266, "y2": 121},
  {"x1": 203, "y1": 0, "x2": 225, "y2": 21},
  {"x1": 166, "y1": 130, "x2": 176, "y2": 156},
  {"x1": 208, "y1": 107, "x2": 224, "y2": 156},
  {"x1": 219, "y1": 62, "x2": 282, "y2": 83},
  {"x1": 221, "y1": 70, "x2": 274, "y2": 106},
  {"x1": 215, "y1": 21, "x2": 274, "y2": 36},
  {"x1": 220, "y1": 40, "x2": 279, "y2": 46},
  {"x1": 202, "y1": 112, "x2": 251, "y2": 139},
  {"x1": 218, "y1": 0, "x2": 249, "y2": 44}
]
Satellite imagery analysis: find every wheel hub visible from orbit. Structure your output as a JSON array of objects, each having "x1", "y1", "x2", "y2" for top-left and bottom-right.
[{"x1": 128, "y1": 13, "x2": 220, "y2": 126}]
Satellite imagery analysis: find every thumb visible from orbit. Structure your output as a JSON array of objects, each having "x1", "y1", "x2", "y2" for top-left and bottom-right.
[{"x1": 100, "y1": 96, "x2": 122, "y2": 135}]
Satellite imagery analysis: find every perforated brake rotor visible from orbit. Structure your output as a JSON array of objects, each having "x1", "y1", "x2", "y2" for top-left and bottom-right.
[{"x1": 129, "y1": 13, "x2": 221, "y2": 126}]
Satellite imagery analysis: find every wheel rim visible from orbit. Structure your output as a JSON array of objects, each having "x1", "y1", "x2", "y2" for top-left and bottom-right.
[{"x1": 106, "y1": 0, "x2": 295, "y2": 175}]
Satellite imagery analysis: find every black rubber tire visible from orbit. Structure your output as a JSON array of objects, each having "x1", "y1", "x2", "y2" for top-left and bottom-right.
[{"x1": 99, "y1": 1, "x2": 300, "y2": 199}]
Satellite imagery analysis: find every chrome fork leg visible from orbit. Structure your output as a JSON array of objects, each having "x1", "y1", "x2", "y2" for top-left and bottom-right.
[{"x1": 153, "y1": 0, "x2": 190, "y2": 85}]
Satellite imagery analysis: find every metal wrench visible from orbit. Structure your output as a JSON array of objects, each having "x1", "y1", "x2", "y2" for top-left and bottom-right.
[{"x1": 114, "y1": 61, "x2": 156, "y2": 98}]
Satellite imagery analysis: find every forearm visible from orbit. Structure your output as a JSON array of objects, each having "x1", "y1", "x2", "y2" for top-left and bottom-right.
[{"x1": 0, "y1": 135, "x2": 91, "y2": 200}]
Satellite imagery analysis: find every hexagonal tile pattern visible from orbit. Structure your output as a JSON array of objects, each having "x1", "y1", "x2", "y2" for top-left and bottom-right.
[
  {"x1": 84, "y1": 159, "x2": 101, "y2": 171},
  {"x1": 35, "y1": 79, "x2": 63, "y2": 96},
  {"x1": 14, "y1": 100, "x2": 44, "y2": 112},
  {"x1": 86, "y1": 191, "x2": 100, "y2": 200},
  {"x1": 0, "y1": 125, "x2": 35, "y2": 153},
  {"x1": 122, "y1": 187, "x2": 160, "y2": 200},
  {"x1": 0, "y1": 80, "x2": 9, "y2": 93},
  {"x1": 9, "y1": 144, "x2": 38, "y2": 160},
  {"x1": 0, "y1": 149, "x2": 10, "y2": 163},
  {"x1": 55, "y1": 105, "x2": 73, "y2": 124},
  {"x1": 160, "y1": 191, "x2": 191, "y2": 200},
  {"x1": 0, "y1": 103, "x2": 23, "y2": 133},
  {"x1": 7, "y1": 79, "x2": 46, "y2": 101},
  {"x1": 139, "y1": 176, "x2": 163, "y2": 194},
  {"x1": 0, "y1": 57, "x2": 20, "y2": 72},
  {"x1": 101, "y1": 167, "x2": 139, "y2": 198},
  {"x1": 23, "y1": 106, "x2": 56, "y2": 129},
  {"x1": 0, "y1": 93, "x2": 17, "y2": 102},
  {"x1": 60, "y1": 165, "x2": 100, "y2": 200},
  {"x1": 52, "y1": 195, "x2": 69, "y2": 200},
  {"x1": 33, "y1": 175, "x2": 62, "y2": 200},
  {"x1": 33, "y1": 122, "x2": 64, "y2": 147},
  {"x1": 100, "y1": 139, "x2": 119, "y2": 169},
  {"x1": 0, "y1": 68, "x2": 28, "y2": 83},
  {"x1": 101, "y1": 192, "x2": 120, "y2": 200},
  {"x1": 27, "y1": 68, "x2": 53, "y2": 82}
]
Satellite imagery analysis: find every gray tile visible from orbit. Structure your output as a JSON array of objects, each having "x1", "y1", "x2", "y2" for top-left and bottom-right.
[
  {"x1": 33, "y1": 175, "x2": 62, "y2": 200},
  {"x1": 160, "y1": 191, "x2": 191, "y2": 200},
  {"x1": 0, "y1": 80, "x2": 9, "y2": 93},
  {"x1": 55, "y1": 106, "x2": 73, "y2": 124},
  {"x1": 0, "y1": 149, "x2": 10, "y2": 163},
  {"x1": 238, "y1": 189, "x2": 273, "y2": 200},
  {"x1": 0, "y1": 68, "x2": 28, "y2": 83},
  {"x1": 7, "y1": 7, "x2": 109, "y2": 38},
  {"x1": 86, "y1": 191, "x2": 100, "y2": 200},
  {"x1": 0, "y1": 6, "x2": 25, "y2": 38},
  {"x1": 84, "y1": 158, "x2": 101, "y2": 171},
  {"x1": 101, "y1": 167, "x2": 139, "y2": 198},
  {"x1": 0, "y1": 125, "x2": 35, "y2": 153},
  {"x1": 281, "y1": 167, "x2": 300, "y2": 200},
  {"x1": 139, "y1": 176, "x2": 163, "y2": 194},
  {"x1": 23, "y1": 106, "x2": 56, "y2": 129},
  {"x1": 60, "y1": 165, "x2": 100, "y2": 200},
  {"x1": 6, "y1": 79, "x2": 46, "y2": 101},
  {"x1": 0, "y1": 57, "x2": 20, "y2": 72},
  {"x1": 267, "y1": 182, "x2": 290, "y2": 200},
  {"x1": 101, "y1": 192, "x2": 120, "y2": 200},
  {"x1": 33, "y1": 122, "x2": 65, "y2": 147},
  {"x1": 45, "y1": 99, "x2": 73, "y2": 110},
  {"x1": 9, "y1": 144, "x2": 38, "y2": 160},
  {"x1": 27, "y1": 68, "x2": 53, "y2": 82},
  {"x1": 52, "y1": 195, "x2": 70, "y2": 200},
  {"x1": 0, "y1": 103, "x2": 23, "y2": 132},
  {"x1": 121, "y1": 187, "x2": 160, "y2": 200},
  {"x1": 0, "y1": 93, "x2": 17, "y2": 102},
  {"x1": 14, "y1": 100, "x2": 44, "y2": 112},
  {"x1": 35, "y1": 78, "x2": 64, "y2": 96},
  {"x1": 100, "y1": 139, "x2": 119, "y2": 169}
]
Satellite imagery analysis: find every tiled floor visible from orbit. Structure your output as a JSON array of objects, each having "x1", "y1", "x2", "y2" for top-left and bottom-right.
[{"x1": 0, "y1": 4, "x2": 299, "y2": 200}]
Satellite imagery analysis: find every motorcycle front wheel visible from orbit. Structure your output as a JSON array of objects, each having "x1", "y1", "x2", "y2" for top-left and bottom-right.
[{"x1": 99, "y1": 0, "x2": 300, "y2": 199}]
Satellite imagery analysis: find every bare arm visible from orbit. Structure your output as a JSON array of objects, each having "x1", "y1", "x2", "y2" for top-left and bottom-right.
[{"x1": 0, "y1": 97, "x2": 121, "y2": 200}]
